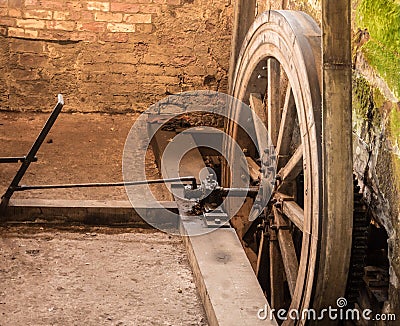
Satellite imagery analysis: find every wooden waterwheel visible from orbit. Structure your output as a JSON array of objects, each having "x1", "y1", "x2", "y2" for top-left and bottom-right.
[{"x1": 224, "y1": 10, "x2": 353, "y2": 322}]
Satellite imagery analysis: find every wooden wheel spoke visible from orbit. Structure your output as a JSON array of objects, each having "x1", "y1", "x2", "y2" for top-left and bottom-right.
[
  {"x1": 249, "y1": 93, "x2": 268, "y2": 152},
  {"x1": 269, "y1": 228, "x2": 285, "y2": 309},
  {"x1": 282, "y1": 200, "x2": 304, "y2": 232},
  {"x1": 267, "y1": 58, "x2": 281, "y2": 145},
  {"x1": 273, "y1": 206, "x2": 299, "y2": 297},
  {"x1": 276, "y1": 84, "x2": 296, "y2": 170},
  {"x1": 277, "y1": 145, "x2": 303, "y2": 185},
  {"x1": 246, "y1": 156, "x2": 260, "y2": 181}
]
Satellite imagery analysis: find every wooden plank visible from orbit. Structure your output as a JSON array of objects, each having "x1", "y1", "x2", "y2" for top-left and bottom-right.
[
  {"x1": 275, "y1": 85, "x2": 296, "y2": 170},
  {"x1": 180, "y1": 213, "x2": 277, "y2": 326},
  {"x1": 1, "y1": 199, "x2": 178, "y2": 227},
  {"x1": 273, "y1": 206, "x2": 299, "y2": 297},
  {"x1": 267, "y1": 58, "x2": 281, "y2": 145},
  {"x1": 282, "y1": 200, "x2": 304, "y2": 232}
]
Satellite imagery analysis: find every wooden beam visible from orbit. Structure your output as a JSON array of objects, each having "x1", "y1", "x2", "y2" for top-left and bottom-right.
[
  {"x1": 316, "y1": 0, "x2": 353, "y2": 310},
  {"x1": 228, "y1": 0, "x2": 257, "y2": 93}
]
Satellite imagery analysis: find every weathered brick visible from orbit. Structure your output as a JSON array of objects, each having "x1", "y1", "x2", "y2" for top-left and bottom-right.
[
  {"x1": 11, "y1": 68, "x2": 40, "y2": 80},
  {"x1": 0, "y1": 0, "x2": 8, "y2": 7},
  {"x1": 18, "y1": 53, "x2": 48, "y2": 67},
  {"x1": 109, "y1": 63, "x2": 138, "y2": 74},
  {"x1": 66, "y1": 1, "x2": 83, "y2": 10},
  {"x1": 110, "y1": 3, "x2": 140, "y2": 13},
  {"x1": 38, "y1": 29, "x2": 70, "y2": 40},
  {"x1": 8, "y1": 0, "x2": 23, "y2": 8},
  {"x1": 110, "y1": 52, "x2": 139, "y2": 64},
  {"x1": 124, "y1": 14, "x2": 152, "y2": 24},
  {"x1": 47, "y1": 20, "x2": 75, "y2": 31},
  {"x1": 86, "y1": 1, "x2": 109, "y2": 12},
  {"x1": 0, "y1": 26, "x2": 7, "y2": 36},
  {"x1": 167, "y1": 0, "x2": 181, "y2": 5},
  {"x1": 80, "y1": 11, "x2": 94, "y2": 22},
  {"x1": 8, "y1": 8, "x2": 22, "y2": 17},
  {"x1": 133, "y1": 0, "x2": 153, "y2": 4},
  {"x1": 81, "y1": 51, "x2": 110, "y2": 63},
  {"x1": 77, "y1": 21, "x2": 106, "y2": 32},
  {"x1": 40, "y1": 0, "x2": 64, "y2": 9},
  {"x1": 173, "y1": 55, "x2": 196, "y2": 66},
  {"x1": 184, "y1": 63, "x2": 206, "y2": 76},
  {"x1": 16, "y1": 18, "x2": 46, "y2": 29},
  {"x1": 137, "y1": 65, "x2": 165, "y2": 76},
  {"x1": 9, "y1": 39, "x2": 43, "y2": 53},
  {"x1": 24, "y1": 9, "x2": 53, "y2": 20},
  {"x1": 70, "y1": 31, "x2": 97, "y2": 42},
  {"x1": 83, "y1": 63, "x2": 110, "y2": 73},
  {"x1": 24, "y1": 0, "x2": 39, "y2": 6},
  {"x1": 53, "y1": 11, "x2": 81, "y2": 21},
  {"x1": 155, "y1": 75, "x2": 179, "y2": 84},
  {"x1": 112, "y1": 94, "x2": 129, "y2": 103},
  {"x1": 139, "y1": 5, "x2": 161, "y2": 14},
  {"x1": 95, "y1": 12, "x2": 123, "y2": 23},
  {"x1": 0, "y1": 17, "x2": 15, "y2": 26},
  {"x1": 143, "y1": 53, "x2": 170, "y2": 65},
  {"x1": 107, "y1": 23, "x2": 135, "y2": 33},
  {"x1": 101, "y1": 32, "x2": 129, "y2": 43},
  {"x1": 135, "y1": 24, "x2": 153, "y2": 33},
  {"x1": 0, "y1": 7, "x2": 7, "y2": 15}
]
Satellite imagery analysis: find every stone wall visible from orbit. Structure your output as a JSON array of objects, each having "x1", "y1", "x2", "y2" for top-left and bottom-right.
[{"x1": 0, "y1": 0, "x2": 233, "y2": 112}]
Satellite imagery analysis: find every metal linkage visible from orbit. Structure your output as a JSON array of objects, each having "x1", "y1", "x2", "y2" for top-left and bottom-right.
[
  {"x1": 0, "y1": 157, "x2": 37, "y2": 164},
  {"x1": 13, "y1": 176, "x2": 197, "y2": 192},
  {"x1": 184, "y1": 173, "x2": 258, "y2": 200},
  {"x1": 0, "y1": 94, "x2": 64, "y2": 210}
]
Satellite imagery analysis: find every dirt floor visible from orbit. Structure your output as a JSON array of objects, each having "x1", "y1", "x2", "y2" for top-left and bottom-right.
[{"x1": 0, "y1": 112, "x2": 207, "y2": 325}]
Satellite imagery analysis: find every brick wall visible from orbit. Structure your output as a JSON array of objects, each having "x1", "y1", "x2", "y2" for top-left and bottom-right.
[{"x1": 0, "y1": 0, "x2": 233, "y2": 112}]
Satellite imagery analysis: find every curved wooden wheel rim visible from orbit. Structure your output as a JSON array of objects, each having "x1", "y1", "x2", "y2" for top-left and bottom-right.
[{"x1": 224, "y1": 10, "x2": 351, "y2": 323}]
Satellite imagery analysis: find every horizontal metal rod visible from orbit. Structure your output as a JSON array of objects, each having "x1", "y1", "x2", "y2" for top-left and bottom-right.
[
  {"x1": 13, "y1": 176, "x2": 197, "y2": 192},
  {"x1": 217, "y1": 187, "x2": 259, "y2": 198},
  {"x1": 0, "y1": 156, "x2": 38, "y2": 164}
]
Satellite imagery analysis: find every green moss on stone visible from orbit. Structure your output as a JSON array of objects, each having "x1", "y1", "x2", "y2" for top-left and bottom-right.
[
  {"x1": 353, "y1": 74, "x2": 371, "y2": 121},
  {"x1": 352, "y1": 74, "x2": 386, "y2": 132},
  {"x1": 373, "y1": 86, "x2": 386, "y2": 109},
  {"x1": 389, "y1": 105, "x2": 400, "y2": 145},
  {"x1": 357, "y1": 0, "x2": 400, "y2": 98}
]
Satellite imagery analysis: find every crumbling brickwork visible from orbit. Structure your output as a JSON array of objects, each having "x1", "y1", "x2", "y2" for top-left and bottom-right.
[{"x1": 0, "y1": 0, "x2": 233, "y2": 112}]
